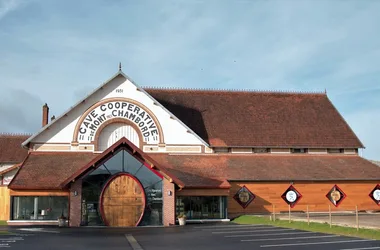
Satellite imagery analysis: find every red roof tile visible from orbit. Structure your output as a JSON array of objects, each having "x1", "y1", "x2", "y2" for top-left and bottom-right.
[
  {"x1": 9, "y1": 152, "x2": 97, "y2": 190},
  {"x1": 8, "y1": 150, "x2": 380, "y2": 190},
  {"x1": 0, "y1": 134, "x2": 30, "y2": 163},
  {"x1": 146, "y1": 89, "x2": 363, "y2": 148},
  {"x1": 149, "y1": 154, "x2": 380, "y2": 187}
]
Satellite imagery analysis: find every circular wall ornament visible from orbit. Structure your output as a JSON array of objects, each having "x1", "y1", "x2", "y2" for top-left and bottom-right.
[
  {"x1": 330, "y1": 190, "x2": 341, "y2": 202},
  {"x1": 233, "y1": 186, "x2": 255, "y2": 209},
  {"x1": 369, "y1": 185, "x2": 380, "y2": 205},
  {"x1": 373, "y1": 189, "x2": 380, "y2": 201},
  {"x1": 326, "y1": 185, "x2": 346, "y2": 207},
  {"x1": 239, "y1": 190, "x2": 250, "y2": 203},
  {"x1": 281, "y1": 185, "x2": 302, "y2": 208},
  {"x1": 286, "y1": 190, "x2": 297, "y2": 203}
]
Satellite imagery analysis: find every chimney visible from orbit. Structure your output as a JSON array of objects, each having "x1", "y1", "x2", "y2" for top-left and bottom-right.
[{"x1": 42, "y1": 103, "x2": 49, "y2": 127}]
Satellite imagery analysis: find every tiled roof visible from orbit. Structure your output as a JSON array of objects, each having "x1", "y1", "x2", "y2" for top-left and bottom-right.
[
  {"x1": 9, "y1": 151, "x2": 380, "y2": 190},
  {"x1": 9, "y1": 152, "x2": 97, "y2": 190},
  {"x1": 0, "y1": 134, "x2": 30, "y2": 163},
  {"x1": 371, "y1": 160, "x2": 380, "y2": 167},
  {"x1": 146, "y1": 89, "x2": 363, "y2": 148},
  {"x1": 149, "y1": 154, "x2": 380, "y2": 187}
]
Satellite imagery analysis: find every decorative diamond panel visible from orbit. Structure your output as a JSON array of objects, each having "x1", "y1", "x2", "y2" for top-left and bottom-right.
[
  {"x1": 369, "y1": 184, "x2": 380, "y2": 206},
  {"x1": 233, "y1": 186, "x2": 255, "y2": 209},
  {"x1": 281, "y1": 185, "x2": 302, "y2": 208},
  {"x1": 326, "y1": 185, "x2": 346, "y2": 207}
]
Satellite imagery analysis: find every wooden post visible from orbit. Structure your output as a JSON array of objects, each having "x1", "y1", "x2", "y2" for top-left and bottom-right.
[
  {"x1": 273, "y1": 204, "x2": 276, "y2": 222},
  {"x1": 329, "y1": 204, "x2": 332, "y2": 228},
  {"x1": 307, "y1": 205, "x2": 310, "y2": 225},
  {"x1": 356, "y1": 205, "x2": 359, "y2": 231},
  {"x1": 288, "y1": 204, "x2": 291, "y2": 223}
]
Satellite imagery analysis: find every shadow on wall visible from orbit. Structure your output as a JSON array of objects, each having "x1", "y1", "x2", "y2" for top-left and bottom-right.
[{"x1": 156, "y1": 100, "x2": 209, "y2": 143}]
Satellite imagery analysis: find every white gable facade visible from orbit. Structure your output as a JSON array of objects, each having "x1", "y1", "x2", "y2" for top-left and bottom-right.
[{"x1": 24, "y1": 72, "x2": 208, "y2": 154}]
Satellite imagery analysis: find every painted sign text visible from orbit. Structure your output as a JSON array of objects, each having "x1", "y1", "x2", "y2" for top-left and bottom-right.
[{"x1": 77, "y1": 101, "x2": 159, "y2": 143}]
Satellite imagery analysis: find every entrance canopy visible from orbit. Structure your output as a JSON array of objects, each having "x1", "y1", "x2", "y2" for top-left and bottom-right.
[{"x1": 9, "y1": 137, "x2": 184, "y2": 190}]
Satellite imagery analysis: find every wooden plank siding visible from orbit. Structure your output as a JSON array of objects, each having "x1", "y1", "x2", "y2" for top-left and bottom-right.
[
  {"x1": 228, "y1": 181, "x2": 380, "y2": 217},
  {"x1": 0, "y1": 187, "x2": 10, "y2": 220},
  {"x1": 177, "y1": 188, "x2": 230, "y2": 196}
]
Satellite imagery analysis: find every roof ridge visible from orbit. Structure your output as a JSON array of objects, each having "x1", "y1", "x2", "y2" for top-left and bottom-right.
[
  {"x1": 30, "y1": 151, "x2": 95, "y2": 155},
  {"x1": 166, "y1": 153, "x2": 360, "y2": 157},
  {"x1": 143, "y1": 86, "x2": 326, "y2": 95},
  {"x1": 0, "y1": 132, "x2": 32, "y2": 137}
]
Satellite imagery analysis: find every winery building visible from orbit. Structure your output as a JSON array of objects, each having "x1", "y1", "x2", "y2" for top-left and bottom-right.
[{"x1": 0, "y1": 69, "x2": 379, "y2": 227}]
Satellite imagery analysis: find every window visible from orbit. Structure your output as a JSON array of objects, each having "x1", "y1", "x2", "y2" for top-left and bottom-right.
[
  {"x1": 253, "y1": 148, "x2": 269, "y2": 153},
  {"x1": 140, "y1": 181, "x2": 163, "y2": 226},
  {"x1": 12, "y1": 196, "x2": 68, "y2": 220},
  {"x1": 102, "y1": 150, "x2": 124, "y2": 174},
  {"x1": 291, "y1": 148, "x2": 308, "y2": 153},
  {"x1": 98, "y1": 123, "x2": 140, "y2": 151},
  {"x1": 344, "y1": 148, "x2": 358, "y2": 154},
  {"x1": 214, "y1": 148, "x2": 230, "y2": 153},
  {"x1": 175, "y1": 196, "x2": 227, "y2": 219},
  {"x1": 327, "y1": 148, "x2": 344, "y2": 154}
]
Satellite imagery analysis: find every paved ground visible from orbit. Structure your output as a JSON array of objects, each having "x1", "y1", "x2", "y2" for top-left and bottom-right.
[
  {"x1": 3, "y1": 228, "x2": 135, "y2": 250},
  {"x1": 0, "y1": 232, "x2": 33, "y2": 249},
  {"x1": 276, "y1": 212, "x2": 380, "y2": 229},
  {"x1": 1, "y1": 223, "x2": 379, "y2": 250}
]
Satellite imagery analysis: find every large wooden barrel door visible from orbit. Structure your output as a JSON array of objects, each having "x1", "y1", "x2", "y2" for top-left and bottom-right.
[{"x1": 100, "y1": 173, "x2": 145, "y2": 227}]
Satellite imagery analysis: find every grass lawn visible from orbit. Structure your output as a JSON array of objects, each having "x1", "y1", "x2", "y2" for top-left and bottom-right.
[{"x1": 233, "y1": 215, "x2": 380, "y2": 240}]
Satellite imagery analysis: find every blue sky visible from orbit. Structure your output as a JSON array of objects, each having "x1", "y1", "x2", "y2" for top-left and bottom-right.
[{"x1": 0, "y1": 0, "x2": 379, "y2": 160}]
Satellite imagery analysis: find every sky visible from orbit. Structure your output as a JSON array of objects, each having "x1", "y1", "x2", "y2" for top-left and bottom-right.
[{"x1": 0, "y1": 0, "x2": 379, "y2": 160}]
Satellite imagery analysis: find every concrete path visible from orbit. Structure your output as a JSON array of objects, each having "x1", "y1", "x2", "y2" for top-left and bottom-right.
[{"x1": 275, "y1": 212, "x2": 380, "y2": 229}]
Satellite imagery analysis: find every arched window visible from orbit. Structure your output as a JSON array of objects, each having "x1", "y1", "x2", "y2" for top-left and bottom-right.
[{"x1": 98, "y1": 123, "x2": 140, "y2": 151}]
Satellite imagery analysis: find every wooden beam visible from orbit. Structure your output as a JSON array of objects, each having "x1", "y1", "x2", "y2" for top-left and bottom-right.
[{"x1": 10, "y1": 190, "x2": 69, "y2": 196}]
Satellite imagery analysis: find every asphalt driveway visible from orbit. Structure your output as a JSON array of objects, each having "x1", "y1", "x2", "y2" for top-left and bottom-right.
[{"x1": 2, "y1": 223, "x2": 380, "y2": 250}]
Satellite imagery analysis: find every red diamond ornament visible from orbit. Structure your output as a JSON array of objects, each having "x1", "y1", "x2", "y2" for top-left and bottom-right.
[
  {"x1": 281, "y1": 185, "x2": 302, "y2": 208},
  {"x1": 233, "y1": 186, "x2": 255, "y2": 209},
  {"x1": 326, "y1": 185, "x2": 346, "y2": 207},
  {"x1": 369, "y1": 184, "x2": 380, "y2": 206}
]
